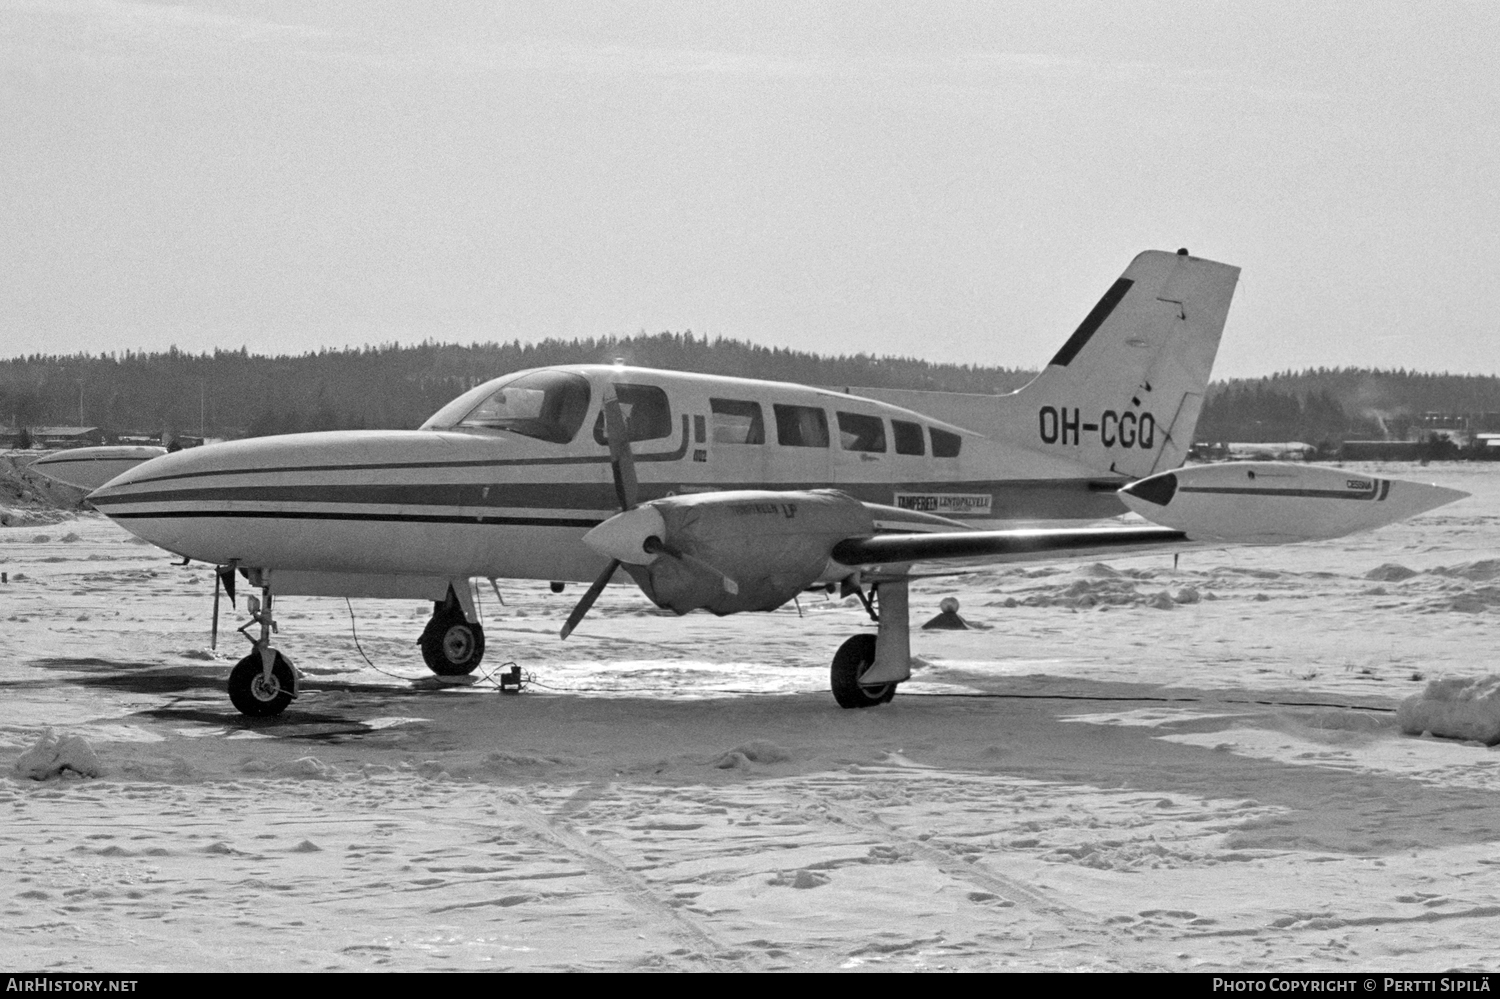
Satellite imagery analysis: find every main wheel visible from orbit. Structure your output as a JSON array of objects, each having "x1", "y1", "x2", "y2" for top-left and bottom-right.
[
  {"x1": 419, "y1": 609, "x2": 485, "y2": 676},
  {"x1": 228, "y1": 651, "x2": 296, "y2": 717},
  {"x1": 830, "y1": 633, "x2": 897, "y2": 709}
]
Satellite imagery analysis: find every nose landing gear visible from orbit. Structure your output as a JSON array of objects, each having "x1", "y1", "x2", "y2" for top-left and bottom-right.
[{"x1": 228, "y1": 578, "x2": 299, "y2": 717}]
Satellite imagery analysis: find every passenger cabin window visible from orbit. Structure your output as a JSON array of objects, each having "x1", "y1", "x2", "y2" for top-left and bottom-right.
[
  {"x1": 452, "y1": 370, "x2": 591, "y2": 444},
  {"x1": 931, "y1": 427, "x2": 963, "y2": 458},
  {"x1": 709, "y1": 398, "x2": 765, "y2": 445},
  {"x1": 773, "y1": 404, "x2": 829, "y2": 448},
  {"x1": 592, "y1": 384, "x2": 673, "y2": 445},
  {"x1": 892, "y1": 419, "x2": 925, "y2": 456},
  {"x1": 837, "y1": 411, "x2": 886, "y2": 452}
]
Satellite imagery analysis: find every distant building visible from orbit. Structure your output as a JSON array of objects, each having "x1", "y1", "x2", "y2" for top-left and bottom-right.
[
  {"x1": 1191, "y1": 441, "x2": 1316, "y2": 462},
  {"x1": 19, "y1": 426, "x2": 106, "y2": 449},
  {"x1": 1340, "y1": 440, "x2": 1425, "y2": 461}
]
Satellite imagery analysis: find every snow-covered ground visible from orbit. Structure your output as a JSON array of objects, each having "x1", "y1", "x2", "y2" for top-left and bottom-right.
[{"x1": 3, "y1": 463, "x2": 1500, "y2": 971}]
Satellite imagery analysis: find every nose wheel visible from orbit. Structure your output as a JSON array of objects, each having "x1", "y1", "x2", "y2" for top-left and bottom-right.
[{"x1": 228, "y1": 650, "x2": 296, "y2": 716}]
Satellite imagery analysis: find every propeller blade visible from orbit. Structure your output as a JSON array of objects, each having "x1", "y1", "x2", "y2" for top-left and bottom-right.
[
  {"x1": 559, "y1": 558, "x2": 619, "y2": 640},
  {"x1": 643, "y1": 536, "x2": 739, "y2": 595},
  {"x1": 602, "y1": 389, "x2": 639, "y2": 511}
]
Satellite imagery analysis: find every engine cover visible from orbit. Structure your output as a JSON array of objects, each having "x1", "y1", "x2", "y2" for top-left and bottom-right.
[{"x1": 622, "y1": 489, "x2": 873, "y2": 615}]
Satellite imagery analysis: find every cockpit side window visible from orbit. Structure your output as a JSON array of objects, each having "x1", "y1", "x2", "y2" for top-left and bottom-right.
[
  {"x1": 837, "y1": 411, "x2": 886, "y2": 452},
  {"x1": 592, "y1": 383, "x2": 674, "y2": 445},
  {"x1": 709, "y1": 398, "x2": 765, "y2": 444},
  {"x1": 448, "y1": 370, "x2": 592, "y2": 444}
]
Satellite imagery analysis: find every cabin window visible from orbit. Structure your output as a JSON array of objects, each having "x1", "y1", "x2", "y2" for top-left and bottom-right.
[
  {"x1": 931, "y1": 427, "x2": 963, "y2": 458},
  {"x1": 591, "y1": 384, "x2": 674, "y2": 445},
  {"x1": 452, "y1": 370, "x2": 592, "y2": 444},
  {"x1": 773, "y1": 404, "x2": 829, "y2": 448},
  {"x1": 709, "y1": 398, "x2": 765, "y2": 445},
  {"x1": 837, "y1": 412, "x2": 886, "y2": 453},
  {"x1": 892, "y1": 419, "x2": 925, "y2": 456}
]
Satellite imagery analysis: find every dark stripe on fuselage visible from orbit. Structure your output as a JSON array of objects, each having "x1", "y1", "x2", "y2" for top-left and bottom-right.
[
  {"x1": 102, "y1": 510, "x2": 604, "y2": 528},
  {"x1": 89, "y1": 477, "x2": 1131, "y2": 521},
  {"x1": 1178, "y1": 485, "x2": 1380, "y2": 501},
  {"x1": 1048, "y1": 278, "x2": 1134, "y2": 368},
  {"x1": 35, "y1": 455, "x2": 148, "y2": 465},
  {"x1": 106, "y1": 416, "x2": 693, "y2": 489}
]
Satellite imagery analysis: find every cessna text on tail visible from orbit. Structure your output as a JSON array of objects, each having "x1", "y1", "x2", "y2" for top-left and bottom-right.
[{"x1": 45, "y1": 249, "x2": 1463, "y2": 716}]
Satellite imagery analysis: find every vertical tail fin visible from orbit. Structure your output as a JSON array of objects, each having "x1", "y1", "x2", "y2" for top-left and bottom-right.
[
  {"x1": 835, "y1": 249, "x2": 1239, "y2": 479},
  {"x1": 1003, "y1": 248, "x2": 1240, "y2": 478}
]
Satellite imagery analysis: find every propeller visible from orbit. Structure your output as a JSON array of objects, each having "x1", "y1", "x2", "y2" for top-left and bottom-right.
[
  {"x1": 560, "y1": 389, "x2": 637, "y2": 639},
  {"x1": 560, "y1": 389, "x2": 739, "y2": 638}
]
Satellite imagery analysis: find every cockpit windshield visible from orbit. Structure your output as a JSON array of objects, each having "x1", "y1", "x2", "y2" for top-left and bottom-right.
[{"x1": 423, "y1": 370, "x2": 592, "y2": 444}]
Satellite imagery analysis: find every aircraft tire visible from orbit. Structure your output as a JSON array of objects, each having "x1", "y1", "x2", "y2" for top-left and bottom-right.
[
  {"x1": 228, "y1": 651, "x2": 295, "y2": 717},
  {"x1": 830, "y1": 634, "x2": 897, "y2": 709},
  {"x1": 419, "y1": 611, "x2": 485, "y2": 677}
]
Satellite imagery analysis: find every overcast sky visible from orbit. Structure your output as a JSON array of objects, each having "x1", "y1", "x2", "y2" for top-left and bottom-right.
[{"x1": 2, "y1": 1, "x2": 1496, "y2": 378}]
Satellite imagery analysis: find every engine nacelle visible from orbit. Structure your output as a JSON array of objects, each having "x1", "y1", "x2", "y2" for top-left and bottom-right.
[{"x1": 589, "y1": 489, "x2": 874, "y2": 615}]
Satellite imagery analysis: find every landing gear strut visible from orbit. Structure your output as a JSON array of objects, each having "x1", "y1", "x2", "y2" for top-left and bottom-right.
[
  {"x1": 830, "y1": 579, "x2": 911, "y2": 709},
  {"x1": 419, "y1": 588, "x2": 486, "y2": 677},
  {"x1": 229, "y1": 575, "x2": 299, "y2": 717}
]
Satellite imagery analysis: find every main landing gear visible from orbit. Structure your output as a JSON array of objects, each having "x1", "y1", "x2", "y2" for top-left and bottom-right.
[
  {"x1": 418, "y1": 588, "x2": 486, "y2": 677},
  {"x1": 830, "y1": 579, "x2": 912, "y2": 709}
]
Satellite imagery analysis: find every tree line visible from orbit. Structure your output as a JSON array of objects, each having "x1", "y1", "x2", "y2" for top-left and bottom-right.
[{"x1": 2, "y1": 337, "x2": 1497, "y2": 445}]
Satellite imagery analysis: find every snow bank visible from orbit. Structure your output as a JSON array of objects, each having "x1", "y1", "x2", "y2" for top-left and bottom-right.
[
  {"x1": 1430, "y1": 560, "x2": 1500, "y2": 582},
  {"x1": 0, "y1": 453, "x2": 88, "y2": 520},
  {"x1": 992, "y1": 577, "x2": 1204, "y2": 611},
  {"x1": 713, "y1": 739, "x2": 792, "y2": 769},
  {"x1": 1397, "y1": 676, "x2": 1500, "y2": 745},
  {"x1": 13, "y1": 728, "x2": 103, "y2": 780}
]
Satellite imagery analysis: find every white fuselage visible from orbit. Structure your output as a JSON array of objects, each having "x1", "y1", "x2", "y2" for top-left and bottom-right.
[{"x1": 88, "y1": 366, "x2": 1120, "y2": 583}]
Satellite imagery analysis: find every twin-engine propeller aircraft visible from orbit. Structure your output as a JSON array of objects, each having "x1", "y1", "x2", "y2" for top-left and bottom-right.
[{"x1": 45, "y1": 249, "x2": 1464, "y2": 716}]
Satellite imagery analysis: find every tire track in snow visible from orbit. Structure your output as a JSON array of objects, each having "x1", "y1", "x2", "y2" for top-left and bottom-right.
[
  {"x1": 783, "y1": 771, "x2": 1104, "y2": 936},
  {"x1": 497, "y1": 781, "x2": 749, "y2": 971}
]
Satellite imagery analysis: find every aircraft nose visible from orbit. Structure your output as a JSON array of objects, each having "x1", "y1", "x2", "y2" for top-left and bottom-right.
[{"x1": 1119, "y1": 472, "x2": 1178, "y2": 507}]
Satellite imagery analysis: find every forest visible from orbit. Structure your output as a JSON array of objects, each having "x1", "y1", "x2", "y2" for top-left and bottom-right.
[{"x1": 2, "y1": 334, "x2": 1497, "y2": 446}]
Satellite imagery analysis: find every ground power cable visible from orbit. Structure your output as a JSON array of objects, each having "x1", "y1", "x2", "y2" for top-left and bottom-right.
[
  {"x1": 343, "y1": 595, "x2": 1392, "y2": 711},
  {"x1": 344, "y1": 595, "x2": 524, "y2": 693}
]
